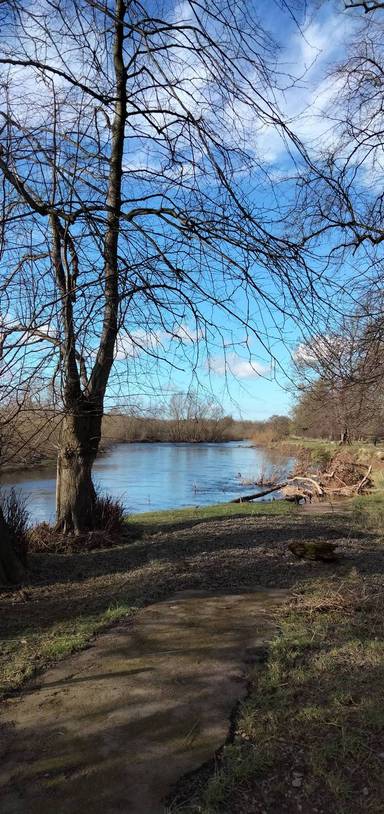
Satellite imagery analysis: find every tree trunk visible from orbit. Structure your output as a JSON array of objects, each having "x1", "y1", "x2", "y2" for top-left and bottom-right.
[
  {"x1": 55, "y1": 408, "x2": 101, "y2": 534},
  {"x1": 0, "y1": 506, "x2": 25, "y2": 584},
  {"x1": 54, "y1": 1, "x2": 125, "y2": 535}
]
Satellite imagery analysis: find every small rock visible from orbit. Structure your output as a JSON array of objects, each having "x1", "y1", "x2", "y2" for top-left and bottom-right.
[{"x1": 362, "y1": 787, "x2": 369, "y2": 796}]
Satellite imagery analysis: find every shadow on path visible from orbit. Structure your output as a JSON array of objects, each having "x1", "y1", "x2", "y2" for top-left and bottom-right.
[{"x1": 0, "y1": 589, "x2": 287, "y2": 814}]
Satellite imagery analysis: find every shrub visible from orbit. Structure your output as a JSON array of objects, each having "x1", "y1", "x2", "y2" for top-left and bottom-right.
[
  {"x1": 28, "y1": 492, "x2": 127, "y2": 554},
  {"x1": 310, "y1": 445, "x2": 333, "y2": 470},
  {"x1": 93, "y1": 491, "x2": 126, "y2": 535},
  {"x1": 0, "y1": 488, "x2": 30, "y2": 563}
]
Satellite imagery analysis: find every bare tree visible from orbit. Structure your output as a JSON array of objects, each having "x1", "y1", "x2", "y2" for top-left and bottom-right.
[
  {"x1": 168, "y1": 391, "x2": 225, "y2": 441},
  {"x1": 292, "y1": 294, "x2": 384, "y2": 441},
  {"x1": 286, "y1": 1, "x2": 384, "y2": 443},
  {"x1": 297, "y1": 2, "x2": 384, "y2": 254},
  {"x1": 0, "y1": 0, "x2": 324, "y2": 535},
  {"x1": 345, "y1": 2, "x2": 384, "y2": 12}
]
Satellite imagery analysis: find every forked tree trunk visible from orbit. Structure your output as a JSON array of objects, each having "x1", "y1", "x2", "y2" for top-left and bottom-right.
[
  {"x1": 55, "y1": 408, "x2": 102, "y2": 534},
  {"x1": 0, "y1": 506, "x2": 25, "y2": 584}
]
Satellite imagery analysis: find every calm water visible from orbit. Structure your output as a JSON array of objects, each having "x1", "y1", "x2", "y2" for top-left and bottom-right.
[{"x1": 0, "y1": 441, "x2": 293, "y2": 524}]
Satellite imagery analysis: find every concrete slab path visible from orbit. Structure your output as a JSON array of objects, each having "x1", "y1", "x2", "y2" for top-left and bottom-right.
[{"x1": 0, "y1": 588, "x2": 287, "y2": 814}]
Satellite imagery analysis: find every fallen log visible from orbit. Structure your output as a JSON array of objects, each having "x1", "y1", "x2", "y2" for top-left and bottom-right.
[
  {"x1": 289, "y1": 541, "x2": 338, "y2": 562},
  {"x1": 231, "y1": 482, "x2": 288, "y2": 503}
]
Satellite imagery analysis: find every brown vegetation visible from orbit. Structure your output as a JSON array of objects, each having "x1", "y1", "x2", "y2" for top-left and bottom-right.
[
  {"x1": 0, "y1": 404, "x2": 258, "y2": 472},
  {"x1": 28, "y1": 493, "x2": 126, "y2": 555},
  {"x1": 251, "y1": 415, "x2": 293, "y2": 445},
  {"x1": 103, "y1": 410, "x2": 255, "y2": 446},
  {"x1": 291, "y1": 450, "x2": 374, "y2": 500}
]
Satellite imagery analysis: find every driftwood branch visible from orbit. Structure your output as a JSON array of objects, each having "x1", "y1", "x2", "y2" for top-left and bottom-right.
[
  {"x1": 230, "y1": 482, "x2": 287, "y2": 503},
  {"x1": 230, "y1": 461, "x2": 372, "y2": 505},
  {"x1": 355, "y1": 465, "x2": 372, "y2": 494},
  {"x1": 288, "y1": 476, "x2": 324, "y2": 496},
  {"x1": 231, "y1": 475, "x2": 322, "y2": 504}
]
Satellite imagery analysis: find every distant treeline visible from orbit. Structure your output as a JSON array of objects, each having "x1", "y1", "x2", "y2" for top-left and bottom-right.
[
  {"x1": 103, "y1": 413, "x2": 255, "y2": 445},
  {"x1": 250, "y1": 415, "x2": 292, "y2": 445},
  {"x1": 291, "y1": 379, "x2": 384, "y2": 444},
  {"x1": 0, "y1": 394, "x2": 261, "y2": 470}
]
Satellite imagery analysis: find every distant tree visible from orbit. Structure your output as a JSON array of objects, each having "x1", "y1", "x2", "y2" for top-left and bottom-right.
[
  {"x1": 168, "y1": 391, "x2": 226, "y2": 442},
  {"x1": 292, "y1": 300, "x2": 384, "y2": 441},
  {"x1": 268, "y1": 414, "x2": 292, "y2": 441}
]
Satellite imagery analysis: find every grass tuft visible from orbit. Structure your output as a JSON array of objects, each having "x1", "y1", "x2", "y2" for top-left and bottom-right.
[
  {"x1": 0, "y1": 601, "x2": 135, "y2": 698},
  {"x1": 0, "y1": 487, "x2": 30, "y2": 564}
]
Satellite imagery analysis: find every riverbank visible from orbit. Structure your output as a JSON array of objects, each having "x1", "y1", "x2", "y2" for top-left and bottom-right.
[
  {"x1": 258, "y1": 434, "x2": 384, "y2": 467},
  {"x1": 2, "y1": 496, "x2": 384, "y2": 812}
]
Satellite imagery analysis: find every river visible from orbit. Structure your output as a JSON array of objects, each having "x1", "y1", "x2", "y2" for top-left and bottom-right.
[{"x1": 0, "y1": 441, "x2": 293, "y2": 524}]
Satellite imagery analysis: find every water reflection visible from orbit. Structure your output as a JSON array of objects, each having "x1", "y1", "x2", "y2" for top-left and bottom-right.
[{"x1": 0, "y1": 441, "x2": 293, "y2": 524}]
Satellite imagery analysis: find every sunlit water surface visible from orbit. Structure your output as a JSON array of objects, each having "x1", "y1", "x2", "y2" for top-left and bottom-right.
[{"x1": 0, "y1": 441, "x2": 294, "y2": 524}]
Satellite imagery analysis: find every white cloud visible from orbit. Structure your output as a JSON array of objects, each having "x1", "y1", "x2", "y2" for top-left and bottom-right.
[
  {"x1": 294, "y1": 334, "x2": 347, "y2": 368},
  {"x1": 209, "y1": 352, "x2": 267, "y2": 379},
  {"x1": 115, "y1": 329, "x2": 164, "y2": 360},
  {"x1": 244, "y1": 10, "x2": 359, "y2": 163},
  {"x1": 172, "y1": 322, "x2": 203, "y2": 343}
]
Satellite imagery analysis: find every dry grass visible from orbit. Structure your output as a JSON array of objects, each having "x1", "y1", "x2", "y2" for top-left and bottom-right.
[
  {"x1": 181, "y1": 573, "x2": 384, "y2": 814},
  {"x1": 28, "y1": 492, "x2": 127, "y2": 554},
  {"x1": 0, "y1": 487, "x2": 30, "y2": 563}
]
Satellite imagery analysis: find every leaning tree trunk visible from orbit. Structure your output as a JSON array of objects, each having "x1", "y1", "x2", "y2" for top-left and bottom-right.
[
  {"x1": 55, "y1": 406, "x2": 102, "y2": 534},
  {"x1": 0, "y1": 506, "x2": 25, "y2": 584}
]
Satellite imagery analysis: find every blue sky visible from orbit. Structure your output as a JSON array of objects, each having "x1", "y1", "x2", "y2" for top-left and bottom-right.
[
  {"x1": 105, "y1": 0, "x2": 360, "y2": 421},
  {"x1": 1, "y1": 0, "x2": 365, "y2": 421}
]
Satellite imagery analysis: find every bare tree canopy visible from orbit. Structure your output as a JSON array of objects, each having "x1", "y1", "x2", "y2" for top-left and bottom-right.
[
  {"x1": 0, "y1": 0, "x2": 326, "y2": 542},
  {"x1": 296, "y1": 1, "x2": 384, "y2": 257}
]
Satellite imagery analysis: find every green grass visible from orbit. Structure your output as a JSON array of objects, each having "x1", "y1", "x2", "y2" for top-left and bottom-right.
[
  {"x1": 1, "y1": 601, "x2": 135, "y2": 698},
  {"x1": 186, "y1": 574, "x2": 384, "y2": 813},
  {"x1": 352, "y1": 468, "x2": 384, "y2": 531},
  {"x1": 127, "y1": 499, "x2": 292, "y2": 530},
  {"x1": 279, "y1": 435, "x2": 384, "y2": 468}
]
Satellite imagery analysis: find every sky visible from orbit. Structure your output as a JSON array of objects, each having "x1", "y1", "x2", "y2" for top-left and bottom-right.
[
  {"x1": 1, "y1": 0, "x2": 367, "y2": 422},
  {"x1": 107, "y1": 0, "x2": 360, "y2": 421}
]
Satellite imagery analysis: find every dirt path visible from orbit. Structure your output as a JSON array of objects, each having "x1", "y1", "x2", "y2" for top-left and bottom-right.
[
  {"x1": 299, "y1": 499, "x2": 354, "y2": 515},
  {"x1": 0, "y1": 588, "x2": 287, "y2": 814}
]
